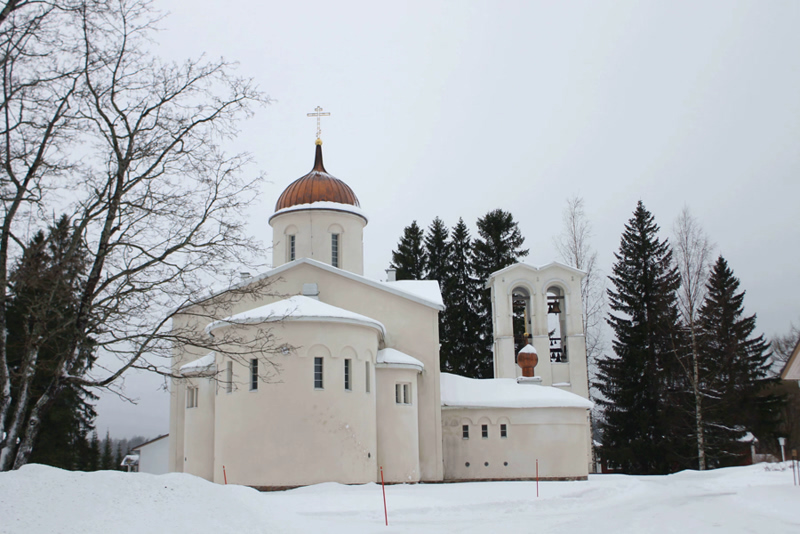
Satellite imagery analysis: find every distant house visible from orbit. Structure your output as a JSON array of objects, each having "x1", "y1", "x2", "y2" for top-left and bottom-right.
[
  {"x1": 782, "y1": 339, "x2": 800, "y2": 381},
  {"x1": 132, "y1": 434, "x2": 169, "y2": 474},
  {"x1": 120, "y1": 454, "x2": 139, "y2": 472}
]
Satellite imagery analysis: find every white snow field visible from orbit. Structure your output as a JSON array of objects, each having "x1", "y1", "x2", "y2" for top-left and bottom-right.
[{"x1": 1, "y1": 463, "x2": 798, "y2": 533}]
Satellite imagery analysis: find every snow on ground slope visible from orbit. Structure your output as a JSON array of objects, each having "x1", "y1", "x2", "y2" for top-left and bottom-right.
[{"x1": 1, "y1": 463, "x2": 798, "y2": 533}]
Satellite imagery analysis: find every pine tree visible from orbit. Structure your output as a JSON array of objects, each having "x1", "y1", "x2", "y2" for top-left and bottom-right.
[
  {"x1": 698, "y1": 256, "x2": 779, "y2": 467},
  {"x1": 390, "y1": 221, "x2": 427, "y2": 280},
  {"x1": 440, "y1": 219, "x2": 485, "y2": 376},
  {"x1": 472, "y1": 209, "x2": 529, "y2": 377},
  {"x1": 101, "y1": 430, "x2": 113, "y2": 470},
  {"x1": 88, "y1": 431, "x2": 100, "y2": 471},
  {"x1": 6, "y1": 216, "x2": 96, "y2": 470},
  {"x1": 596, "y1": 201, "x2": 683, "y2": 474}
]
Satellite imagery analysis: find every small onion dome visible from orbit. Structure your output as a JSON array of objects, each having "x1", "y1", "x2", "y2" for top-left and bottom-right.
[
  {"x1": 517, "y1": 344, "x2": 538, "y2": 377},
  {"x1": 275, "y1": 143, "x2": 360, "y2": 211}
]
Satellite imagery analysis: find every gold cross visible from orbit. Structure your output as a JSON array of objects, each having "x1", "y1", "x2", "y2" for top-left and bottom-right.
[{"x1": 307, "y1": 106, "x2": 331, "y2": 142}]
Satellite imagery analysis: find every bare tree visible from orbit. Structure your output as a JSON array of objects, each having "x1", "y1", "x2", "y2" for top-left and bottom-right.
[
  {"x1": 1, "y1": 0, "x2": 276, "y2": 470},
  {"x1": 672, "y1": 206, "x2": 714, "y2": 470},
  {"x1": 772, "y1": 321, "x2": 800, "y2": 367},
  {"x1": 553, "y1": 196, "x2": 604, "y2": 363}
]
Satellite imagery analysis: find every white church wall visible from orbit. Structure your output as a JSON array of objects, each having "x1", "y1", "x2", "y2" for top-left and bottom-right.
[
  {"x1": 375, "y1": 366, "x2": 420, "y2": 483},
  {"x1": 270, "y1": 209, "x2": 366, "y2": 275},
  {"x1": 183, "y1": 376, "x2": 215, "y2": 481},
  {"x1": 442, "y1": 406, "x2": 590, "y2": 481},
  {"x1": 211, "y1": 320, "x2": 379, "y2": 487}
]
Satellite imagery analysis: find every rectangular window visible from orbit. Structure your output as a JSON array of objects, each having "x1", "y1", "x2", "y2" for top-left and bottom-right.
[
  {"x1": 331, "y1": 234, "x2": 339, "y2": 268},
  {"x1": 289, "y1": 235, "x2": 296, "y2": 261},
  {"x1": 225, "y1": 361, "x2": 233, "y2": 393},
  {"x1": 186, "y1": 386, "x2": 198, "y2": 408},
  {"x1": 395, "y1": 383, "x2": 411, "y2": 405},
  {"x1": 500, "y1": 424, "x2": 508, "y2": 438},
  {"x1": 314, "y1": 357, "x2": 324, "y2": 389},
  {"x1": 365, "y1": 361, "x2": 370, "y2": 393},
  {"x1": 462, "y1": 425, "x2": 469, "y2": 439},
  {"x1": 250, "y1": 359, "x2": 258, "y2": 391},
  {"x1": 344, "y1": 359, "x2": 351, "y2": 391},
  {"x1": 481, "y1": 424, "x2": 488, "y2": 439}
]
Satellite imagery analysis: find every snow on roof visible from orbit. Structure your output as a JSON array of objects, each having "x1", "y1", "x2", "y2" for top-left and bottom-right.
[
  {"x1": 120, "y1": 454, "x2": 139, "y2": 466},
  {"x1": 379, "y1": 280, "x2": 444, "y2": 309},
  {"x1": 206, "y1": 295, "x2": 386, "y2": 336},
  {"x1": 440, "y1": 373, "x2": 593, "y2": 409},
  {"x1": 269, "y1": 200, "x2": 368, "y2": 223},
  {"x1": 179, "y1": 353, "x2": 215, "y2": 376},
  {"x1": 376, "y1": 348, "x2": 424, "y2": 371}
]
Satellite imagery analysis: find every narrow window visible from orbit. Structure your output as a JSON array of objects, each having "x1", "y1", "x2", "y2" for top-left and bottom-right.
[
  {"x1": 500, "y1": 424, "x2": 508, "y2": 438},
  {"x1": 403, "y1": 383, "x2": 411, "y2": 404},
  {"x1": 289, "y1": 235, "x2": 296, "y2": 261},
  {"x1": 314, "y1": 357, "x2": 324, "y2": 389},
  {"x1": 250, "y1": 359, "x2": 258, "y2": 391},
  {"x1": 186, "y1": 386, "x2": 198, "y2": 408},
  {"x1": 481, "y1": 424, "x2": 488, "y2": 439},
  {"x1": 462, "y1": 425, "x2": 469, "y2": 439},
  {"x1": 344, "y1": 359, "x2": 351, "y2": 391},
  {"x1": 395, "y1": 383, "x2": 402, "y2": 403},
  {"x1": 331, "y1": 233, "x2": 339, "y2": 268},
  {"x1": 365, "y1": 361, "x2": 370, "y2": 393},
  {"x1": 225, "y1": 361, "x2": 233, "y2": 393}
]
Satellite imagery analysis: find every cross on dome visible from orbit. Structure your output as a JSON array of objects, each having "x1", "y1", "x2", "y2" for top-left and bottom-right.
[{"x1": 307, "y1": 106, "x2": 330, "y2": 145}]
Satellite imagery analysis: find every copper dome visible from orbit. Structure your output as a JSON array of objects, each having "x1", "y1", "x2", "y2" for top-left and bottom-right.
[{"x1": 275, "y1": 144, "x2": 360, "y2": 211}]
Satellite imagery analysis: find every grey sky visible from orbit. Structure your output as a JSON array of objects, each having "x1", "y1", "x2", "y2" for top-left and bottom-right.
[{"x1": 95, "y1": 0, "x2": 800, "y2": 438}]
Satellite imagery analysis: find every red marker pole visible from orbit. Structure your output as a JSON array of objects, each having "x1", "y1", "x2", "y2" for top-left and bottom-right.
[
  {"x1": 536, "y1": 459, "x2": 539, "y2": 498},
  {"x1": 380, "y1": 466, "x2": 388, "y2": 526},
  {"x1": 223, "y1": 465, "x2": 228, "y2": 485}
]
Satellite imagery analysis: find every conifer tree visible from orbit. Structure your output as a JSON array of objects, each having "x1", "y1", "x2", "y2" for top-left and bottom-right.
[
  {"x1": 390, "y1": 221, "x2": 427, "y2": 280},
  {"x1": 424, "y1": 218, "x2": 451, "y2": 282},
  {"x1": 596, "y1": 201, "x2": 683, "y2": 474},
  {"x1": 472, "y1": 209, "x2": 529, "y2": 377},
  {"x1": 88, "y1": 431, "x2": 100, "y2": 471},
  {"x1": 440, "y1": 219, "x2": 484, "y2": 375},
  {"x1": 115, "y1": 442, "x2": 124, "y2": 471},
  {"x1": 101, "y1": 430, "x2": 113, "y2": 470},
  {"x1": 697, "y1": 256, "x2": 779, "y2": 466}
]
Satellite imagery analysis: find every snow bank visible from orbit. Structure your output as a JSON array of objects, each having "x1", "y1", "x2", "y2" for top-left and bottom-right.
[
  {"x1": 206, "y1": 295, "x2": 386, "y2": 336},
  {"x1": 1, "y1": 463, "x2": 798, "y2": 533},
  {"x1": 440, "y1": 372, "x2": 593, "y2": 409}
]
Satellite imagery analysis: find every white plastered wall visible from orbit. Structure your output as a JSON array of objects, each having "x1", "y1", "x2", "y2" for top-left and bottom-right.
[
  {"x1": 442, "y1": 406, "x2": 590, "y2": 480},
  {"x1": 182, "y1": 375, "x2": 215, "y2": 481},
  {"x1": 270, "y1": 209, "x2": 366, "y2": 275},
  {"x1": 376, "y1": 366, "x2": 421, "y2": 483}
]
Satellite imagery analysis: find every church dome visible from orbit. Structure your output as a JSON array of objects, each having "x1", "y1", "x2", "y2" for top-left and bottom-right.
[{"x1": 275, "y1": 143, "x2": 360, "y2": 211}]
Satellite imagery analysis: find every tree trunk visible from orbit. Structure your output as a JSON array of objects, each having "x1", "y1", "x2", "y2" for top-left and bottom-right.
[
  {"x1": 0, "y1": 345, "x2": 39, "y2": 471},
  {"x1": 691, "y1": 324, "x2": 706, "y2": 470},
  {"x1": 12, "y1": 382, "x2": 56, "y2": 470}
]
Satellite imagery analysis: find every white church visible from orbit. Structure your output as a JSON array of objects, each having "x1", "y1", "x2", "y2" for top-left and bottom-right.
[{"x1": 168, "y1": 131, "x2": 593, "y2": 488}]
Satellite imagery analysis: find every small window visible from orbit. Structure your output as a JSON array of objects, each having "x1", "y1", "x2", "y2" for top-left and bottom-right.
[
  {"x1": 500, "y1": 424, "x2": 508, "y2": 438},
  {"x1": 344, "y1": 359, "x2": 351, "y2": 391},
  {"x1": 462, "y1": 425, "x2": 469, "y2": 439},
  {"x1": 289, "y1": 235, "x2": 296, "y2": 261},
  {"x1": 250, "y1": 359, "x2": 258, "y2": 391},
  {"x1": 314, "y1": 357, "x2": 324, "y2": 389},
  {"x1": 395, "y1": 383, "x2": 411, "y2": 405},
  {"x1": 186, "y1": 386, "x2": 198, "y2": 408},
  {"x1": 481, "y1": 424, "x2": 488, "y2": 439},
  {"x1": 225, "y1": 361, "x2": 233, "y2": 393},
  {"x1": 365, "y1": 361, "x2": 370, "y2": 393},
  {"x1": 331, "y1": 233, "x2": 339, "y2": 268}
]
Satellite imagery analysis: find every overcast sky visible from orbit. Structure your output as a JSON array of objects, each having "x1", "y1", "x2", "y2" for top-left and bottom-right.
[{"x1": 95, "y1": 0, "x2": 800, "y2": 438}]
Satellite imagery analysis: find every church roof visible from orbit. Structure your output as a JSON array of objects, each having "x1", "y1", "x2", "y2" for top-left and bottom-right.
[
  {"x1": 440, "y1": 373, "x2": 593, "y2": 409},
  {"x1": 180, "y1": 352, "x2": 216, "y2": 376},
  {"x1": 206, "y1": 295, "x2": 386, "y2": 336},
  {"x1": 274, "y1": 143, "x2": 360, "y2": 213},
  {"x1": 484, "y1": 261, "x2": 586, "y2": 289},
  {"x1": 376, "y1": 348, "x2": 424, "y2": 372}
]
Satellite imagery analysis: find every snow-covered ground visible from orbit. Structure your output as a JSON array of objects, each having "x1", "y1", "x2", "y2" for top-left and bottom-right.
[{"x1": 1, "y1": 463, "x2": 798, "y2": 533}]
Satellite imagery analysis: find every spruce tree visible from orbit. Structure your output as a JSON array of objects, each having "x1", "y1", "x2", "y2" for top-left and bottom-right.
[
  {"x1": 101, "y1": 430, "x2": 113, "y2": 470},
  {"x1": 596, "y1": 201, "x2": 683, "y2": 474},
  {"x1": 88, "y1": 431, "x2": 100, "y2": 471},
  {"x1": 115, "y1": 442, "x2": 124, "y2": 471},
  {"x1": 698, "y1": 256, "x2": 779, "y2": 467},
  {"x1": 390, "y1": 221, "x2": 427, "y2": 280},
  {"x1": 441, "y1": 219, "x2": 485, "y2": 376},
  {"x1": 472, "y1": 209, "x2": 529, "y2": 377},
  {"x1": 424, "y1": 218, "x2": 451, "y2": 282}
]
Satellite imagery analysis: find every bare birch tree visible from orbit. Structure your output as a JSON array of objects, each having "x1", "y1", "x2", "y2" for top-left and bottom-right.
[
  {"x1": 672, "y1": 206, "x2": 714, "y2": 470},
  {"x1": 0, "y1": 0, "x2": 276, "y2": 470}
]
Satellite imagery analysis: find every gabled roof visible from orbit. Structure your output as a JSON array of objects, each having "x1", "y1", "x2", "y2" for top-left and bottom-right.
[
  {"x1": 206, "y1": 295, "x2": 386, "y2": 336},
  {"x1": 781, "y1": 338, "x2": 800, "y2": 380},
  {"x1": 485, "y1": 261, "x2": 586, "y2": 288},
  {"x1": 132, "y1": 434, "x2": 169, "y2": 451}
]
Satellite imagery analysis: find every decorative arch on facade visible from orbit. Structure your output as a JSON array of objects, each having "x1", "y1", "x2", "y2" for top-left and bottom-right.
[
  {"x1": 339, "y1": 345, "x2": 358, "y2": 361},
  {"x1": 508, "y1": 282, "x2": 535, "y2": 357},
  {"x1": 327, "y1": 223, "x2": 344, "y2": 235},
  {"x1": 543, "y1": 279, "x2": 570, "y2": 363},
  {"x1": 284, "y1": 224, "x2": 299, "y2": 235},
  {"x1": 306, "y1": 344, "x2": 331, "y2": 359}
]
